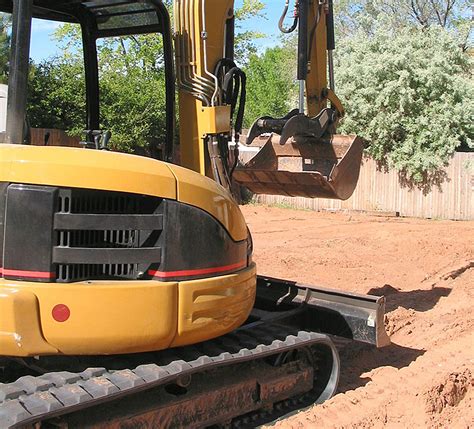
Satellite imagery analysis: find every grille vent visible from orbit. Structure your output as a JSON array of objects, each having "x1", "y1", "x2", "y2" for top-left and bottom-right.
[{"x1": 55, "y1": 189, "x2": 163, "y2": 283}]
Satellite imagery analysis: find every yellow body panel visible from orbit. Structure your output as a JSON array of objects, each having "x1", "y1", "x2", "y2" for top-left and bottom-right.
[
  {"x1": 177, "y1": 94, "x2": 207, "y2": 175},
  {"x1": 0, "y1": 144, "x2": 177, "y2": 200},
  {"x1": 176, "y1": 0, "x2": 234, "y2": 177},
  {"x1": 172, "y1": 262, "x2": 256, "y2": 347},
  {"x1": 0, "y1": 144, "x2": 246, "y2": 242},
  {"x1": 306, "y1": 3, "x2": 329, "y2": 117},
  {"x1": 168, "y1": 163, "x2": 248, "y2": 242},
  {"x1": 0, "y1": 288, "x2": 58, "y2": 355},
  {"x1": 0, "y1": 279, "x2": 177, "y2": 355},
  {"x1": 36, "y1": 281, "x2": 177, "y2": 355},
  {"x1": 0, "y1": 265, "x2": 256, "y2": 356},
  {"x1": 199, "y1": 106, "x2": 232, "y2": 135}
]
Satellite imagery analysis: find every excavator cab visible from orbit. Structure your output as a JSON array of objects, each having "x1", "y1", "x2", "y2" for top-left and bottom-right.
[
  {"x1": 233, "y1": 0, "x2": 364, "y2": 200},
  {"x1": 0, "y1": 0, "x2": 175, "y2": 158}
]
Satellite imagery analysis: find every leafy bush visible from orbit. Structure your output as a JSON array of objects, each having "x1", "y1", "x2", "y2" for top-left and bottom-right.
[
  {"x1": 335, "y1": 25, "x2": 473, "y2": 183},
  {"x1": 28, "y1": 59, "x2": 86, "y2": 132},
  {"x1": 243, "y1": 45, "x2": 298, "y2": 128},
  {"x1": 97, "y1": 35, "x2": 167, "y2": 155},
  {"x1": 28, "y1": 31, "x2": 167, "y2": 155}
]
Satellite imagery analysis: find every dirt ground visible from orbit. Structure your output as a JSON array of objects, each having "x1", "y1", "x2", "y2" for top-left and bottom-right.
[{"x1": 241, "y1": 205, "x2": 474, "y2": 429}]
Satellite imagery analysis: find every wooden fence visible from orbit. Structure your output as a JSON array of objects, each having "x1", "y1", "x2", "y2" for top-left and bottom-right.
[
  {"x1": 31, "y1": 128, "x2": 80, "y2": 148},
  {"x1": 248, "y1": 152, "x2": 474, "y2": 221},
  {"x1": 28, "y1": 129, "x2": 474, "y2": 220}
]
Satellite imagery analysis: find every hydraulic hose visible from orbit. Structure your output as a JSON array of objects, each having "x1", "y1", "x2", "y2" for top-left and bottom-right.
[
  {"x1": 213, "y1": 58, "x2": 247, "y2": 180},
  {"x1": 278, "y1": 0, "x2": 299, "y2": 34},
  {"x1": 224, "y1": 67, "x2": 246, "y2": 178},
  {"x1": 297, "y1": 0, "x2": 309, "y2": 81},
  {"x1": 306, "y1": 4, "x2": 322, "y2": 68},
  {"x1": 224, "y1": 67, "x2": 246, "y2": 133},
  {"x1": 326, "y1": 0, "x2": 335, "y2": 51},
  {"x1": 327, "y1": 0, "x2": 336, "y2": 91}
]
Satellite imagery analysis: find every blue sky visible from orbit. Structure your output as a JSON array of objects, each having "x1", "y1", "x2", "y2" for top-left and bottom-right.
[
  {"x1": 30, "y1": 1, "x2": 283, "y2": 62},
  {"x1": 30, "y1": 18, "x2": 62, "y2": 62}
]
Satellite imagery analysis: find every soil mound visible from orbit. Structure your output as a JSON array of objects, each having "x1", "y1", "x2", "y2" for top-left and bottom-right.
[{"x1": 425, "y1": 369, "x2": 473, "y2": 414}]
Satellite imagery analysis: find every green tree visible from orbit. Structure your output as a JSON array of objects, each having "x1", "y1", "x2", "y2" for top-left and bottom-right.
[
  {"x1": 28, "y1": 22, "x2": 86, "y2": 132},
  {"x1": 374, "y1": 0, "x2": 471, "y2": 28},
  {"x1": 334, "y1": 0, "x2": 472, "y2": 44},
  {"x1": 234, "y1": 0, "x2": 266, "y2": 64},
  {"x1": 334, "y1": 24, "x2": 474, "y2": 183},
  {"x1": 28, "y1": 25, "x2": 166, "y2": 155},
  {"x1": 0, "y1": 13, "x2": 11, "y2": 83},
  {"x1": 28, "y1": 58, "x2": 86, "y2": 131},
  {"x1": 97, "y1": 34, "x2": 166, "y2": 155},
  {"x1": 243, "y1": 44, "x2": 297, "y2": 127}
]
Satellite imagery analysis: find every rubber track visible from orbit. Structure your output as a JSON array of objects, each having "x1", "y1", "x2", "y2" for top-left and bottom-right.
[{"x1": 0, "y1": 326, "x2": 337, "y2": 428}]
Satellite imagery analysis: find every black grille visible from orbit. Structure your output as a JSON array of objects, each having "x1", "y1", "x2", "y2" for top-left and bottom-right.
[
  {"x1": 54, "y1": 189, "x2": 163, "y2": 283},
  {"x1": 57, "y1": 262, "x2": 138, "y2": 282},
  {"x1": 58, "y1": 191, "x2": 154, "y2": 214}
]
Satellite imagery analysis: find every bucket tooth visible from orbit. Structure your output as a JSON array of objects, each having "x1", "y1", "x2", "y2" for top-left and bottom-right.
[{"x1": 234, "y1": 134, "x2": 364, "y2": 201}]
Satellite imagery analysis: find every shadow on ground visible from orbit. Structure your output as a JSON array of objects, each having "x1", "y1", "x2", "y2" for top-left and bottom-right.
[
  {"x1": 367, "y1": 284, "x2": 451, "y2": 312},
  {"x1": 337, "y1": 341, "x2": 425, "y2": 393},
  {"x1": 256, "y1": 341, "x2": 425, "y2": 426}
]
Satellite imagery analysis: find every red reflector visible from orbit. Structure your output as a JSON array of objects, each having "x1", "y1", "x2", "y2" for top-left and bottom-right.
[{"x1": 52, "y1": 304, "x2": 70, "y2": 322}]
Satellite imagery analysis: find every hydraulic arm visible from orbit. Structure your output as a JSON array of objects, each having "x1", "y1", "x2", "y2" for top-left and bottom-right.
[{"x1": 174, "y1": 0, "x2": 364, "y2": 200}]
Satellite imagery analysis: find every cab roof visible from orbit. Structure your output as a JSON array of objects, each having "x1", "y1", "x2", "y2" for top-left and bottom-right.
[{"x1": 0, "y1": 0, "x2": 165, "y2": 36}]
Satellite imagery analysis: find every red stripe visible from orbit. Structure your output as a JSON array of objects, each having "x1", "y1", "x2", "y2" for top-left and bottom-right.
[
  {"x1": 149, "y1": 261, "x2": 247, "y2": 279},
  {"x1": 0, "y1": 267, "x2": 55, "y2": 279}
]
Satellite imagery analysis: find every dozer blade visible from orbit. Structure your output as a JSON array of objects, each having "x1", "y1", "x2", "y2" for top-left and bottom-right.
[{"x1": 234, "y1": 133, "x2": 364, "y2": 200}]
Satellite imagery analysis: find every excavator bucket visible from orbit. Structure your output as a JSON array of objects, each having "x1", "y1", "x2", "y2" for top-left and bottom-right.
[{"x1": 234, "y1": 134, "x2": 364, "y2": 200}]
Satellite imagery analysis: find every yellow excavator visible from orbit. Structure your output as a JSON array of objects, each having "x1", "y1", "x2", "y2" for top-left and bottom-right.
[{"x1": 0, "y1": 0, "x2": 389, "y2": 427}]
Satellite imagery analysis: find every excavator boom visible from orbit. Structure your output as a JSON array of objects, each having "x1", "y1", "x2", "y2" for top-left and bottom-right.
[{"x1": 174, "y1": 0, "x2": 364, "y2": 201}]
